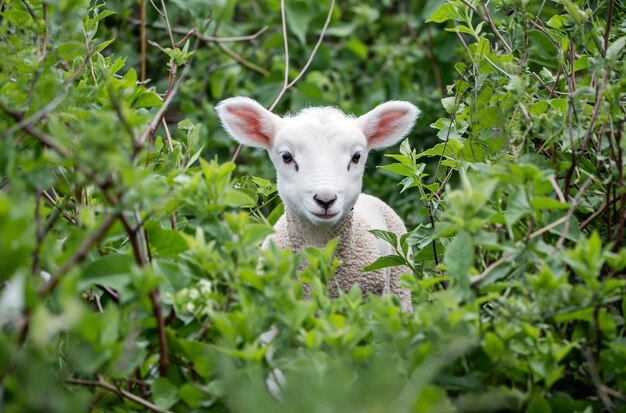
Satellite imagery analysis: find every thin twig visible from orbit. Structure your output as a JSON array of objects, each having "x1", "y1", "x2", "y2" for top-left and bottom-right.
[
  {"x1": 128, "y1": 18, "x2": 268, "y2": 43},
  {"x1": 603, "y1": 0, "x2": 614, "y2": 56},
  {"x1": 133, "y1": 62, "x2": 192, "y2": 161},
  {"x1": 38, "y1": 4, "x2": 48, "y2": 62},
  {"x1": 159, "y1": 0, "x2": 175, "y2": 48},
  {"x1": 42, "y1": 190, "x2": 77, "y2": 225},
  {"x1": 140, "y1": 0, "x2": 147, "y2": 82},
  {"x1": 161, "y1": 117, "x2": 174, "y2": 153},
  {"x1": 215, "y1": 42, "x2": 270, "y2": 76},
  {"x1": 32, "y1": 189, "x2": 43, "y2": 276},
  {"x1": 580, "y1": 194, "x2": 620, "y2": 230},
  {"x1": 65, "y1": 377, "x2": 172, "y2": 413},
  {"x1": 150, "y1": 288, "x2": 169, "y2": 377},
  {"x1": 479, "y1": 4, "x2": 512, "y2": 53},
  {"x1": 19, "y1": 0, "x2": 36, "y2": 20},
  {"x1": 584, "y1": 347, "x2": 616, "y2": 412},
  {"x1": 556, "y1": 177, "x2": 593, "y2": 248}
]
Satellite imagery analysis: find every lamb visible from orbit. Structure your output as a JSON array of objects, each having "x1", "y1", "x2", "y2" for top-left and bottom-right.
[{"x1": 216, "y1": 97, "x2": 419, "y2": 312}]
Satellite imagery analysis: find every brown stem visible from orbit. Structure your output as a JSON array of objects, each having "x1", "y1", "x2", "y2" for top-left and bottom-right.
[
  {"x1": 140, "y1": 0, "x2": 146, "y2": 82},
  {"x1": 425, "y1": 205, "x2": 440, "y2": 267},
  {"x1": 42, "y1": 190, "x2": 77, "y2": 225},
  {"x1": 479, "y1": 4, "x2": 512, "y2": 53},
  {"x1": 32, "y1": 189, "x2": 42, "y2": 276},
  {"x1": 604, "y1": 0, "x2": 614, "y2": 56},
  {"x1": 563, "y1": 45, "x2": 577, "y2": 201},
  {"x1": 132, "y1": 62, "x2": 192, "y2": 162},
  {"x1": 38, "y1": 213, "x2": 119, "y2": 296},
  {"x1": 96, "y1": 284, "x2": 120, "y2": 304},
  {"x1": 613, "y1": 122, "x2": 624, "y2": 251},
  {"x1": 584, "y1": 346, "x2": 615, "y2": 412},
  {"x1": 215, "y1": 42, "x2": 270, "y2": 76},
  {"x1": 65, "y1": 377, "x2": 172, "y2": 413},
  {"x1": 150, "y1": 288, "x2": 169, "y2": 377},
  {"x1": 128, "y1": 18, "x2": 268, "y2": 43},
  {"x1": 580, "y1": 194, "x2": 620, "y2": 230}
]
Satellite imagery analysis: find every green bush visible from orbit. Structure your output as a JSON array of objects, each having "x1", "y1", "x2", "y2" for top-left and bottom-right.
[{"x1": 0, "y1": 0, "x2": 624, "y2": 412}]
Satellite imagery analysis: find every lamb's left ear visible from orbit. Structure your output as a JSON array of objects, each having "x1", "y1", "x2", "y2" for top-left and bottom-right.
[
  {"x1": 356, "y1": 101, "x2": 420, "y2": 149},
  {"x1": 215, "y1": 96, "x2": 283, "y2": 150}
]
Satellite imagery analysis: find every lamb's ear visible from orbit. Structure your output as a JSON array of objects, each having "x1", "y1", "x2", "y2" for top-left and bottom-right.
[
  {"x1": 216, "y1": 97, "x2": 283, "y2": 149},
  {"x1": 356, "y1": 101, "x2": 420, "y2": 149}
]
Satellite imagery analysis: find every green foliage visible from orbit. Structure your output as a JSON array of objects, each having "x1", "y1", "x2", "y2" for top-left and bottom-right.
[{"x1": 0, "y1": 0, "x2": 625, "y2": 412}]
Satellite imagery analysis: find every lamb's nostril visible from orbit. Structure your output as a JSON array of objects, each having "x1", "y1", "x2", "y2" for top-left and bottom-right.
[{"x1": 313, "y1": 193, "x2": 337, "y2": 209}]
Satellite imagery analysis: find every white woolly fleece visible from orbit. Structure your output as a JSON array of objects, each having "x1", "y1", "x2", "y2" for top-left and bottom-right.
[{"x1": 263, "y1": 194, "x2": 413, "y2": 312}]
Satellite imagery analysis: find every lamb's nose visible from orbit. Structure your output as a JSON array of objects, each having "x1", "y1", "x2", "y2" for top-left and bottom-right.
[{"x1": 313, "y1": 193, "x2": 337, "y2": 209}]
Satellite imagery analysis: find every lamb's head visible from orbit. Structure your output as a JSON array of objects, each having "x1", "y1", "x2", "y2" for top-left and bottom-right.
[{"x1": 216, "y1": 97, "x2": 420, "y2": 225}]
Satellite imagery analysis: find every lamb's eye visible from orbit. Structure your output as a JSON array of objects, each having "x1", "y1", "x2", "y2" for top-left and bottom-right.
[
  {"x1": 281, "y1": 152, "x2": 293, "y2": 164},
  {"x1": 351, "y1": 152, "x2": 362, "y2": 164}
]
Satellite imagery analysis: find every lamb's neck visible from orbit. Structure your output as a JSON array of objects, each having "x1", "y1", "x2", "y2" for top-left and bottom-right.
[{"x1": 284, "y1": 208, "x2": 354, "y2": 248}]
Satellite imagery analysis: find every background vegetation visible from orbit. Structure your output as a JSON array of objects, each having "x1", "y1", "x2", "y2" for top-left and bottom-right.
[{"x1": 0, "y1": 0, "x2": 625, "y2": 412}]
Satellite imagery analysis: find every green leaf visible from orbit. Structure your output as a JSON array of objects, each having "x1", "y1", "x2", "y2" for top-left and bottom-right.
[
  {"x1": 525, "y1": 394, "x2": 552, "y2": 413},
  {"x1": 441, "y1": 96, "x2": 458, "y2": 114},
  {"x1": 369, "y1": 229, "x2": 398, "y2": 248},
  {"x1": 378, "y1": 163, "x2": 414, "y2": 177},
  {"x1": 606, "y1": 36, "x2": 626, "y2": 61},
  {"x1": 346, "y1": 39, "x2": 368, "y2": 59},
  {"x1": 147, "y1": 222, "x2": 188, "y2": 258},
  {"x1": 152, "y1": 378, "x2": 179, "y2": 410},
  {"x1": 426, "y1": 2, "x2": 463, "y2": 23},
  {"x1": 79, "y1": 254, "x2": 135, "y2": 290},
  {"x1": 530, "y1": 196, "x2": 569, "y2": 210},
  {"x1": 223, "y1": 189, "x2": 257, "y2": 207},
  {"x1": 483, "y1": 332, "x2": 504, "y2": 361},
  {"x1": 286, "y1": 1, "x2": 314, "y2": 44},
  {"x1": 179, "y1": 384, "x2": 208, "y2": 408},
  {"x1": 133, "y1": 91, "x2": 163, "y2": 109},
  {"x1": 363, "y1": 255, "x2": 405, "y2": 271},
  {"x1": 444, "y1": 230, "x2": 473, "y2": 295}
]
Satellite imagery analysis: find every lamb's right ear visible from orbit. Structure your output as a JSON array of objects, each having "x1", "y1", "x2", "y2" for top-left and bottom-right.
[
  {"x1": 356, "y1": 101, "x2": 420, "y2": 149},
  {"x1": 216, "y1": 97, "x2": 283, "y2": 149}
]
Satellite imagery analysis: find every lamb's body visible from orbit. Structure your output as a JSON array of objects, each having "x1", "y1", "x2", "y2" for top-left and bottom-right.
[
  {"x1": 216, "y1": 97, "x2": 420, "y2": 312},
  {"x1": 264, "y1": 194, "x2": 412, "y2": 311}
]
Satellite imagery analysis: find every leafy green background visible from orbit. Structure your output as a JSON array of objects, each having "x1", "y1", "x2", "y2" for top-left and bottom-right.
[{"x1": 1, "y1": 0, "x2": 625, "y2": 412}]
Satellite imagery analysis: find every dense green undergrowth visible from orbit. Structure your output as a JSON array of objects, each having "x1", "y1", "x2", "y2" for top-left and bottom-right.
[{"x1": 0, "y1": 0, "x2": 625, "y2": 412}]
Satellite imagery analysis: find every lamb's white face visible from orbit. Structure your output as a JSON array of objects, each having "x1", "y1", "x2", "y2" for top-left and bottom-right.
[
  {"x1": 269, "y1": 114, "x2": 367, "y2": 224},
  {"x1": 216, "y1": 97, "x2": 420, "y2": 226}
]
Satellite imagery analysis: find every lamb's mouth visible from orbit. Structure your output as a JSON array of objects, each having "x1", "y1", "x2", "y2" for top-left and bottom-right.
[{"x1": 313, "y1": 212, "x2": 338, "y2": 220}]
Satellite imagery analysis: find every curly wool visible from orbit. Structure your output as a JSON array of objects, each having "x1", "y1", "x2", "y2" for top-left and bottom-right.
[{"x1": 263, "y1": 193, "x2": 412, "y2": 312}]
